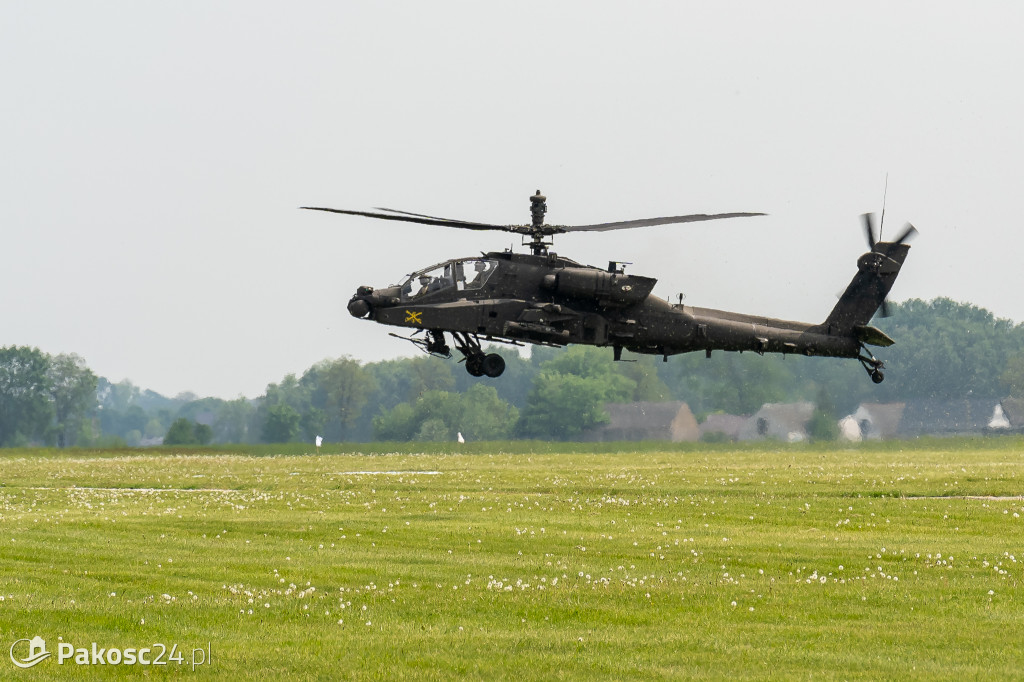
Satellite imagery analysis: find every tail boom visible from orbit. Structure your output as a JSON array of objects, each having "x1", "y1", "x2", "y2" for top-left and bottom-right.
[{"x1": 621, "y1": 240, "x2": 911, "y2": 382}]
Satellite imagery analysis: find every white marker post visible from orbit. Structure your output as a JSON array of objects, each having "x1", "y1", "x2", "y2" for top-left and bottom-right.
[{"x1": 315, "y1": 435, "x2": 323, "y2": 454}]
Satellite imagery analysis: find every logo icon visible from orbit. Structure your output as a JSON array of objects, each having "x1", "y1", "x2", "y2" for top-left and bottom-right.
[
  {"x1": 404, "y1": 310, "x2": 423, "y2": 324},
  {"x1": 10, "y1": 636, "x2": 51, "y2": 668}
]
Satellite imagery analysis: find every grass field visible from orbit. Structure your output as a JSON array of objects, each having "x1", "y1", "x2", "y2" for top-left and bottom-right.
[{"x1": 2, "y1": 439, "x2": 1023, "y2": 679}]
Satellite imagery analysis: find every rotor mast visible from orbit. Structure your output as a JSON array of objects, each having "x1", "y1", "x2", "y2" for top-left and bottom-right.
[{"x1": 527, "y1": 190, "x2": 554, "y2": 255}]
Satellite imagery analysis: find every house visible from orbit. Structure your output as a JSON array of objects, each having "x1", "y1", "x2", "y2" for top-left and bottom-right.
[
  {"x1": 698, "y1": 413, "x2": 748, "y2": 442},
  {"x1": 838, "y1": 416, "x2": 862, "y2": 442},
  {"x1": 896, "y1": 399, "x2": 1005, "y2": 437},
  {"x1": 738, "y1": 402, "x2": 814, "y2": 442},
  {"x1": 848, "y1": 402, "x2": 906, "y2": 440},
  {"x1": 999, "y1": 397, "x2": 1024, "y2": 430},
  {"x1": 838, "y1": 398, "x2": 1021, "y2": 439},
  {"x1": 584, "y1": 401, "x2": 699, "y2": 442}
]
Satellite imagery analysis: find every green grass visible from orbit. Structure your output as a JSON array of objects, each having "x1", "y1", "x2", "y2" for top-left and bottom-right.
[{"x1": 1, "y1": 439, "x2": 1023, "y2": 679}]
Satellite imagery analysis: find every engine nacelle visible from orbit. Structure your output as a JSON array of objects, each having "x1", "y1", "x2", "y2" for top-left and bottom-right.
[{"x1": 542, "y1": 267, "x2": 656, "y2": 306}]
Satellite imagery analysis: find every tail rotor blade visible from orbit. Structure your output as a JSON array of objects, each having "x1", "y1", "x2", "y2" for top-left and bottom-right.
[
  {"x1": 892, "y1": 222, "x2": 918, "y2": 245},
  {"x1": 862, "y1": 213, "x2": 878, "y2": 250},
  {"x1": 879, "y1": 299, "x2": 893, "y2": 318}
]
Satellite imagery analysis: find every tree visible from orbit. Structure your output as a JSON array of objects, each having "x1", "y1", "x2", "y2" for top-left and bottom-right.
[
  {"x1": 656, "y1": 351, "x2": 798, "y2": 416},
  {"x1": 115, "y1": 405, "x2": 149, "y2": 438},
  {"x1": 617, "y1": 356, "x2": 672, "y2": 402},
  {"x1": 1001, "y1": 353, "x2": 1024, "y2": 397},
  {"x1": 95, "y1": 378, "x2": 190, "y2": 443},
  {"x1": 193, "y1": 422, "x2": 213, "y2": 445},
  {"x1": 372, "y1": 385, "x2": 518, "y2": 441},
  {"x1": 165, "y1": 418, "x2": 197, "y2": 445},
  {"x1": 415, "y1": 418, "x2": 450, "y2": 441},
  {"x1": 47, "y1": 353, "x2": 97, "y2": 447},
  {"x1": 256, "y1": 375, "x2": 310, "y2": 443},
  {"x1": 515, "y1": 371, "x2": 617, "y2": 439},
  {"x1": 372, "y1": 402, "x2": 419, "y2": 441},
  {"x1": 515, "y1": 346, "x2": 635, "y2": 440},
  {"x1": 96, "y1": 377, "x2": 141, "y2": 413},
  {"x1": 357, "y1": 357, "x2": 457, "y2": 441},
  {"x1": 0, "y1": 346, "x2": 53, "y2": 446},
  {"x1": 458, "y1": 384, "x2": 519, "y2": 440},
  {"x1": 305, "y1": 357, "x2": 376, "y2": 440},
  {"x1": 373, "y1": 389, "x2": 460, "y2": 441},
  {"x1": 261, "y1": 403, "x2": 301, "y2": 443},
  {"x1": 875, "y1": 298, "x2": 1024, "y2": 400},
  {"x1": 807, "y1": 386, "x2": 839, "y2": 441},
  {"x1": 213, "y1": 397, "x2": 255, "y2": 443},
  {"x1": 367, "y1": 357, "x2": 455, "y2": 409}
]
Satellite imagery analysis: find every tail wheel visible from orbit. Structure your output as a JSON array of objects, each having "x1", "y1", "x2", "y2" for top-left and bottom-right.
[
  {"x1": 482, "y1": 353, "x2": 506, "y2": 378},
  {"x1": 858, "y1": 344, "x2": 885, "y2": 384}
]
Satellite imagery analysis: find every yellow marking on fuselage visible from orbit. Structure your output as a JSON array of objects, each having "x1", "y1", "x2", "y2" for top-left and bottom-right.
[{"x1": 405, "y1": 310, "x2": 423, "y2": 325}]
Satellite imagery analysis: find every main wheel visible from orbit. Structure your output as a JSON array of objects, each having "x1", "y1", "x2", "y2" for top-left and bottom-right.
[
  {"x1": 482, "y1": 353, "x2": 506, "y2": 378},
  {"x1": 466, "y1": 355, "x2": 485, "y2": 377},
  {"x1": 870, "y1": 369, "x2": 884, "y2": 384}
]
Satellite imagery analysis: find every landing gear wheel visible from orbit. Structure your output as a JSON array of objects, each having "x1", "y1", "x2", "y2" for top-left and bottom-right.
[
  {"x1": 466, "y1": 354, "x2": 485, "y2": 377},
  {"x1": 870, "y1": 369, "x2": 884, "y2": 384},
  {"x1": 482, "y1": 353, "x2": 505, "y2": 378}
]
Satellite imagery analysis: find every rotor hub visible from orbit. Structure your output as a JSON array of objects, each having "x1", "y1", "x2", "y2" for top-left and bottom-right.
[{"x1": 525, "y1": 190, "x2": 552, "y2": 254}]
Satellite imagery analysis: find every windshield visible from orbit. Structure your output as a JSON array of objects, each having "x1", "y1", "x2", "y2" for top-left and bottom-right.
[{"x1": 401, "y1": 258, "x2": 497, "y2": 301}]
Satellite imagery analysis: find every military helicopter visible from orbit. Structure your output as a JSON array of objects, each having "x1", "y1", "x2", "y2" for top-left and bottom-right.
[{"x1": 303, "y1": 191, "x2": 914, "y2": 383}]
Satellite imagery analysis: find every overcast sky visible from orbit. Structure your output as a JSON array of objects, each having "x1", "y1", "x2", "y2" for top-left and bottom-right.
[{"x1": 3, "y1": 2, "x2": 1021, "y2": 399}]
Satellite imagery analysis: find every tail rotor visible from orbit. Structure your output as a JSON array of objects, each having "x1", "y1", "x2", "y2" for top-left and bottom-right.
[{"x1": 860, "y1": 212, "x2": 917, "y2": 317}]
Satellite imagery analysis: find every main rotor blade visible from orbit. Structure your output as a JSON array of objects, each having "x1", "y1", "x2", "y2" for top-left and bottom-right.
[
  {"x1": 374, "y1": 207, "x2": 500, "y2": 228},
  {"x1": 862, "y1": 213, "x2": 878, "y2": 249},
  {"x1": 301, "y1": 207, "x2": 509, "y2": 232},
  {"x1": 558, "y1": 212, "x2": 766, "y2": 232}
]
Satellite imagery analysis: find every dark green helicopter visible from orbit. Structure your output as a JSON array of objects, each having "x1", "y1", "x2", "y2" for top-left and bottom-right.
[{"x1": 303, "y1": 191, "x2": 915, "y2": 383}]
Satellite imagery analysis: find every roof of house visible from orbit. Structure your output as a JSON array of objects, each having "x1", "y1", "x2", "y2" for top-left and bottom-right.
[
  {"x1": 699, "y1": 413, "x2": 748, "y2": 439},
  {"x1": 586, "y1": 401, "x2": 699, "y2": 442},
  {"x1": 1000, "y1": 397, "x2": 1024, "y2": 428}
]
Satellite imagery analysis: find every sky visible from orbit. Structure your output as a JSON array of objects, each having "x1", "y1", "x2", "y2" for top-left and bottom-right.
[{"x1": 3, "y1": 2, "x2": 1022, "y2": 399}]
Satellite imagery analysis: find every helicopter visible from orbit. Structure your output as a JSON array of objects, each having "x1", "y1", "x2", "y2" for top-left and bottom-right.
[{"x1": 303, "y1": 191, "x2": 915, "y2": 383}]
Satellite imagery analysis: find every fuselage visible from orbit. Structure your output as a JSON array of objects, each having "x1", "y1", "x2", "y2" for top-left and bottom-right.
[{"x1": 348, "y1": 250, "x2": 861, "y2": 360}]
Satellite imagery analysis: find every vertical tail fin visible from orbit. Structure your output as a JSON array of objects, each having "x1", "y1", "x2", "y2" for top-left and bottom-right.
[{"x1": 824, "y1": 241, "x2": 911, "y2": 335}]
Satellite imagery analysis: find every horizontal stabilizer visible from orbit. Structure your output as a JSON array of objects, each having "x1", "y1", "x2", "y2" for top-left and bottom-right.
[{"x1": 854, "y1": 325, "x2": 895, "y2": 347}]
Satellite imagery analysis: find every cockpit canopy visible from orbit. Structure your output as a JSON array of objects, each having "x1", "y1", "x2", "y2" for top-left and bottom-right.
[{"x1": 400, "y1": 258, "x2": 498, "y2": 301}]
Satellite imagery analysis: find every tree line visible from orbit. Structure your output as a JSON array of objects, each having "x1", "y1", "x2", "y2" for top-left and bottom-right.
[
  {"x1": 3, "y1": 297, "x2": 1024, "y2": 446},
  {"x1": 0, "y1": 347, "x2": 97, "y2": 447}
]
